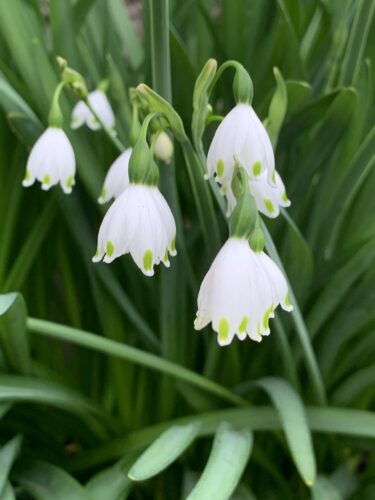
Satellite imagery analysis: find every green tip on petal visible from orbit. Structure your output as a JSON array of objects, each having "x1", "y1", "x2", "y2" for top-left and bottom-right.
[
  {"x1": 252, "y1": 161, "x2": 261, "y2": 176},
  {"x1": 66, "y1": 175, "x2": 74, "y2": 189},
  {"x1": 217, "y1": 160, "x2": 225, "y2": 178},
  {"x1": 272, "y1": 170, "x2": 276, "y2": 184},
  {"x1": 238, "y1": 316, "x2": 248, "y2": 333},
  {"x1": 256, "y1": 322, "x2": 262, "y2": 338},
  {"x1": 171, "y1": 236, "x2": 176, "y2": 253},
  {"x1": 143, "y1": 250, "x2": 153, "y2": 272},
  {"x1": 106, "y1": 240, "x2": 114, "y2": 257},
  {"x1": 43, "y1": 174, "x2": 51, "y2": 185},
  {"x1": 264, "y1": 198, "x2": 275, "y2": 214},
  {"x1": 24, "y1": 169, "x2": 31, "y2": 181},
  {"x1": 163, "y1": 247, "x2": 169, "y2": 263},
  {"x1": 100, "y1": 187, "x2": 106, "y2": 200},
  {"x1": 219, "y1": 318, "x2": 230, "y2": 343},
  {"x1": 263, "y1": 305, "x2": 273, "y2": 330},
  {"x1": 285, "y1": 293, "x2": 292, "y2": 309},
  {"x1": 282, "y1": 191, "x2": 289, "y2": 203}
]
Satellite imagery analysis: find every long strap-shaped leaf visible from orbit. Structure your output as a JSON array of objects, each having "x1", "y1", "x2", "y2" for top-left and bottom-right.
[
  {"x1": 256, "y1": 377, "x2": 316, "y2": 486},
  {"x1": 128, "y1": 422, "x2": 201, "y2": 481},
  {"x1": 15, "y1": 461, "x2": 93, "y2": 500},
  {"x1": 70, "y1": 406, "x2": 375, "y2": 471},
  {"x1": 187, "y1": 423, "x2": 252, "y2": 500},
  {"x1": 0, "y1": 435, "x2": 22, "y2": 496},
  {"x1": 27, "y1": 317, "x2": 247, "y2": 407}
]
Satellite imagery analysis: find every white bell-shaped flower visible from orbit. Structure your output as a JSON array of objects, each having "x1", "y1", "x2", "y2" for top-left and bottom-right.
[
  {"x1": 22, "y1": 127, "x2": 76, "y2": 194},
  {"x1": 98, "y1": 148, "x2": 132, "y2": 204},
  {"x1": 71, "y1": 90, "x2": 115, "y2": 131},
  {"x1": 153, "y1": 131, "x2": 174, "y2": 164},
  {"x1": 224, "y1": 170, "x2": 290, "y2": 218},
  {"x1": 93, "y1": 184, "x2": 176, "y2": 276},
  {"x1": 194, "y1": 237, "x2": 292, "y2": 346},
  {"x1": 207, "y1": 103, "x2": 275, "y2": 185}
]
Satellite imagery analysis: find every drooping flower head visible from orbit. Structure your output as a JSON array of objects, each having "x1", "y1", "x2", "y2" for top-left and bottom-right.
[
  {"x1": 71, "y1": 90, "x2": 115, "y2": 131},
  {"x1": 207, "y1": 103, "x2": 275, "y2": 186},
  {"x1": 224, "y1": 169, "x2": 290, "y2": 218},
  {"x1": 92, "y1": 184, "x2": 176, "y2": 275},
  {"x1": 194, "y1": 167, "x2": 292, "y2": 345},
  {"x1": 194, "y1": 237, "x2": 292, "y2": 345},
  {"x1": 93, "y1": 115, "x2": 177, "y2": 276},
  {"x1": 98, "y1": 148, "x2": 132, "y2": 204},
  {"x1": 22, "y1": 128, "x2": 76, "y2": 194},
  {"x1": 22, "y1": 82, "x2": 76, "y2": 194}
]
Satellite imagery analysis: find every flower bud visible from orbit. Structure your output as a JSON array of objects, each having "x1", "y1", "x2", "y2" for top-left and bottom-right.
[
  {"x1": 60, "y1": 63, "x2": 88, "y2": 99},
  {"x1": 192, "y1": 59, "x2": 217, "y2": 147},
  {"x1": 136, "y1": 84, "x2": 187, "y2": 142},
  {"x1": 153, "y1": 131, "x2": 174, "y2": 164}
]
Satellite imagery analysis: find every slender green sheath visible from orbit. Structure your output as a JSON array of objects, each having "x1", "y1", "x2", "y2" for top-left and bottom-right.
[{"x1": 149, "y1": 0, "x2": 180, "y2": 417}]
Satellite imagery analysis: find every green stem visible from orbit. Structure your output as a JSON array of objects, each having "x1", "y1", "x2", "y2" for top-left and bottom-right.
[
  {"x1": 149, "y1": 0, "x2": 184, "y2": 420},
  {"x1": 27, "y1": 318, "x2": 248, "y2": 407},
  {"x1": 260, "y1": 220, "x2": 327, "y2": 405},
  {"x1": 149, "y1": 0, "x2": 172, "y2": 101},
  {"x1": 84, "y1": 99, "x2": 125, "y2": 152}
]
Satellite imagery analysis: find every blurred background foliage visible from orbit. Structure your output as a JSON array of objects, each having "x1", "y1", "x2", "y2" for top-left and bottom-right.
[{"x1": 0, "y1": 0, "x2": 375, "y2": 498}]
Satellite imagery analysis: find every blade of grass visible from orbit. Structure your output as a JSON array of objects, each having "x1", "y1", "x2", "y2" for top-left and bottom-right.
[{"x1": 27, "y1": 317, "x2": 248, "y2": 406}]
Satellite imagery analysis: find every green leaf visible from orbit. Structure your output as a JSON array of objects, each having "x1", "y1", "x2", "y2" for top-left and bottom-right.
[
  {"x1": 307, "y1": 235, "x2": 375, "y2": 336},
  {"x1": 0, "y1": 293, "x2": 30, "y2": 374},
  {"x1": 332, "y1": 364, "x2": 375, "y2": 405},
  {"x1": 27, "y1": 318, "x2": 247, "y2": 406},
  {"x1": 128, "y1": 422, "x2": 201, "y2": 481},
  {"x1": 0, "y1": 481, "x2": 16, "y2": 500},
  {"x1": 108, "y1": 0, "x2": 143, "y2": 69},
  {"x1": 3, "y1": 199, "x2": 57, "y2": 292},
  {"x1": 186, "y1": 423, "x2": 252, "y2": 500},
  {"x1": 339, "y1": 0, "x2": 375, "y2": 85},
  {"x1": 0, "y1": 374, "x2": 104, "y2": 422},
  {"x1": 68, "y1": 406, "x2": 375, "y2": 470},
  {"x1": 0, "y1": 435, "x2": 22, "y2": 495},
  {"x1": 86, "y1": 457, "x2": 134, "y2": 500},
  {"x1": 311, "y1": 475, "x2": 343, "y2": 500},
  {"x1": 266, "y1": 67, "x2": 287, "y2": 147},
  {"x1": 285, "y1": 79, "x2": 311, "y2": 118},
  {"x1": 15, "y1": 461, "x2": 92, "y2": 500},
  {"x1": 0, "y1": 72, "x2": 40, "y2": 121},
  {"x1": 256, "y1": 377, "x2": 316, "y2": 486}
]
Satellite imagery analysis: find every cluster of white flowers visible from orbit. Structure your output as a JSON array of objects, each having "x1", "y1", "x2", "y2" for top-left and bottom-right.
[
  {"x1": 22, "y1": 65, "x2": 293, "y2": 347},
  {"x1": 194, "y1": 100, "x2": 293, "y2": 345}
]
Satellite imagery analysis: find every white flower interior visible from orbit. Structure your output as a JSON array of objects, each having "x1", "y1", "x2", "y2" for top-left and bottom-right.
[
  {"x1": 194, "y1": 238, "x2": 292, "y2": 346},
  {"x1": 207, "y1": 103, "x2": 275, "y2": 185},
  {"x1": 93, "y1": 184, "x2": 177, "y2": 276},
  {"x1": 98, "y1": 148, "x2": 132, "y2": 204},
  {"x1": 22, "y1": 127, "x2": 76, "y2": 194}
]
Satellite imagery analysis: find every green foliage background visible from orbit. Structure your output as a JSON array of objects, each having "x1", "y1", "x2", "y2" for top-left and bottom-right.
[{"x1": 0, "y1": 0, "x2": 375, "y2": 498}]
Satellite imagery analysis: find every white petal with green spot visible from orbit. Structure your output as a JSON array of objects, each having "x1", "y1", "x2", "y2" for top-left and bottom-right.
[
  {"x1": 194, "y1": 237, "x2": 292, "y2": 346},
  {"x1": 92, "y1": 184, "x2": 177, "y2": 276},
  {"x1": 22, "y1": 127, "x2": 76, "y2": 195}
]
